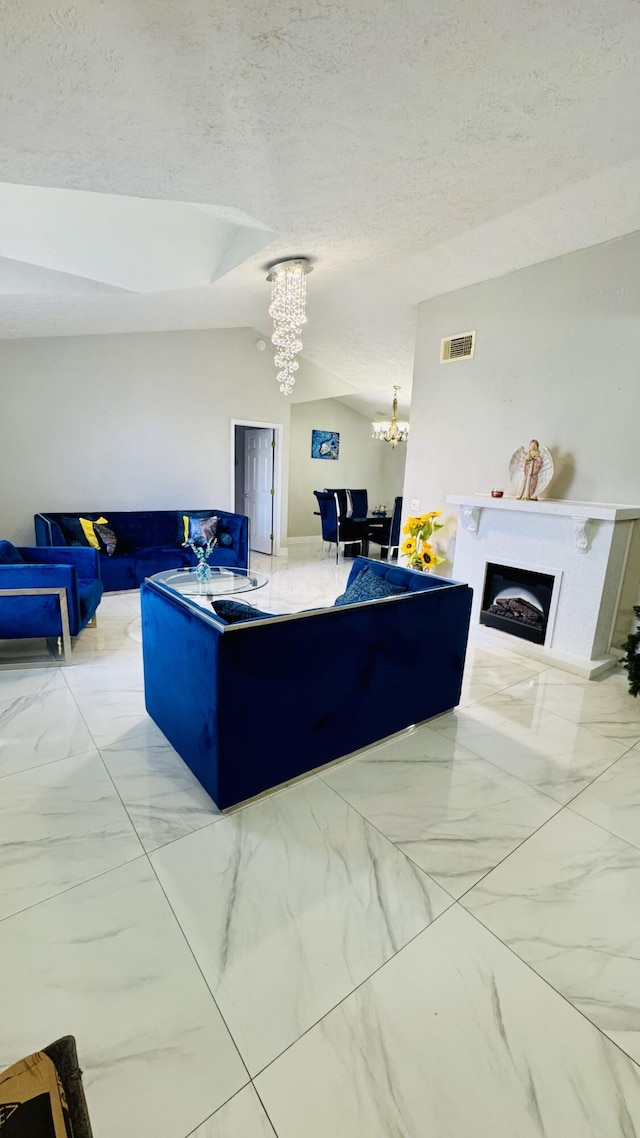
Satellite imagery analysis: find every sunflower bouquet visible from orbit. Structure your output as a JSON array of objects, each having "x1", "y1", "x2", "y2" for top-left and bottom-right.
[{"x1": 401, "y1": 511, "x2": 445, "y2": 571}]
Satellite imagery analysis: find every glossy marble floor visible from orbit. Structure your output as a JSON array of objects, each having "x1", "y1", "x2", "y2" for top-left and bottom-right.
[{"x1": 2, "y1": 547, "x2": 640, "y2": 1136}]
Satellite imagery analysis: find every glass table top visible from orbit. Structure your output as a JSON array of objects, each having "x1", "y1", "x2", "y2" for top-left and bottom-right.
[{"x1": 149, "y1": 566, "x2": 268, "y2": 599}]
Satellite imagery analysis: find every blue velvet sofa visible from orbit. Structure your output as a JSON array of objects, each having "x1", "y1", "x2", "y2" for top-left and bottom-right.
[
  {"x1": 35, "y1": 509, "x2": 249, "y2": 592},
  {"x1": 0, "y1": 540, "x2": 104, "y2": 660},
  {"x1": 141, "y1": 557, "x2": 472, "y2": 809}
]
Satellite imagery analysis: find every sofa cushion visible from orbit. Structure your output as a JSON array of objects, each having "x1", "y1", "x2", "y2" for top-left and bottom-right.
[
  {"x1": 183, "y1": 514, "x2": 219, "y2": 547},
  {"x1": 94, "y1": 522, "x2": 118, "y2": 556},
  {"x1": 218, "y1": 531, "x2": 233, "y2": 547},
  {"x1": 79, "y1": 516, "x2": 109, "y2": 550},
  {"x1": 334, "y1": 566, "x2": 408, "y2": 607},
  {"x1": 212, "y1": 599, "x2": 281, "y2": 624},
  {"x1": 0, "y1": 540, "x2": 24, "y2": 565},
  {"x1": 59, "y1": 515, "x2": 90, "y2": 546}
]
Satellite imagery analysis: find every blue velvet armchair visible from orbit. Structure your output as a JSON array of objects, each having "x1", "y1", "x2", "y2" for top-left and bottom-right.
[{"x1": 0, "y1": 541, "x2": 104, "y2": 662}]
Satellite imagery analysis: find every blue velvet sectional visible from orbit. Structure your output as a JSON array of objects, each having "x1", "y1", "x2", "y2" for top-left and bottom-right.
[
  {"x1": 141, "y1": 557, "x2": 473, "y2": 809},
  {"x1": 35, "y1": 509, "x2": 249, "y2": 592}
]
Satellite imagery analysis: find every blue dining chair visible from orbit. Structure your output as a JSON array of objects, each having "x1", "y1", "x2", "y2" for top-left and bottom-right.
[
  {"x1": 314, "y1": 492, "x2": 368, "y2": 562},
  {"x1": 323, "y1": 488, "x2": 350, "y2": 518},
  {"x1": 368, "y1": 496, "x2": 403, "y2": 560},
  {"x1": 348, "y1": 489, "x2": 368, "y2": 518}
]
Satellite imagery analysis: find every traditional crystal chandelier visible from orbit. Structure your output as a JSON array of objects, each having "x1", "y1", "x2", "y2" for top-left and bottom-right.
[
  {"x1": 372, "y1": 386, "x2": 410, "y2": 447},
  {"x1": 266, "y1": 258, "x2": 312, "y2": 395}
]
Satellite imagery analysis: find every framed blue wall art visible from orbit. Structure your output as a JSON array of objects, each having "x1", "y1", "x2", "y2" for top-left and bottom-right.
[{"x1": 311, "y1": 429, "x2": 340, "y2": 460}]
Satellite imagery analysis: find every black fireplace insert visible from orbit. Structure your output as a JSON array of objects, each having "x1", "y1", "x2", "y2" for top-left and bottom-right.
[{"x1": 480, "y1": 562, "x2": 555, "y2": 645}]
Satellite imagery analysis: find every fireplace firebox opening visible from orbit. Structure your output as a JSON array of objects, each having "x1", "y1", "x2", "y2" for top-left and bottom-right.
[{"x1": 480, "y1": 562, "x2": 555, "y2": 645}]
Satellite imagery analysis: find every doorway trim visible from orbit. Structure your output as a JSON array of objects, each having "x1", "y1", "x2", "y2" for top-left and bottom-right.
[{"x1": 230, "y1": 419, "x2": 286, "y2": 556}]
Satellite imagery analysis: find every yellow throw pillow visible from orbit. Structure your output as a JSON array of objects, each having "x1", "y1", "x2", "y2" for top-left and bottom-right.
[{"x1": 79, "y1": 516, "x2": 108, "y2": 549}]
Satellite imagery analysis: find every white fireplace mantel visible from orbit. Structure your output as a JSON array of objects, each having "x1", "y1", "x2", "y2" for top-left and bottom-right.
[
  {"x1": 447, "y1": 494, "x2": 640, "y2": 521},
  {"x1": 446, "y1": 494, "x2": 640, "y2": 676}
]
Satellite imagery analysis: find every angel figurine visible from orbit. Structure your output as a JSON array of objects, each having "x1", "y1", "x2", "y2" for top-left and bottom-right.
[{"x1": 509, "y1": 439, "x2": 554, "y2": 501}]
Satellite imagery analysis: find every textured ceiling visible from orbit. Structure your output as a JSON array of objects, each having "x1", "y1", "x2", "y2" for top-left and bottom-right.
[{"x1": 1, "y1": 0, "x2": 640, "y2": 413}]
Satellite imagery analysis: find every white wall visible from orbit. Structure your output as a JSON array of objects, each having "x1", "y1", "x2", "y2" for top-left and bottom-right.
[
  {"x1": 0, "y1": 328, "x2": 291, "y2": 545},
  {"x1": 403, "y1": 230, "x2": 640, "y2": 574},
  {"x1": 287, "y1": 398, "x2": 406, "y2": 537}
]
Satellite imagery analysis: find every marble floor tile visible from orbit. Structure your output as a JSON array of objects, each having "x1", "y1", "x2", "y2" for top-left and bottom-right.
[
  {"x1": 323, "y1": 725, "x2": 560, "y2": 896},
  {"x1": 151, "y1": 776, "x2": 451, "y2": 1074},
  {"x1": 463, "y1": 808, "x2": 640, "y2": 1063},
  {"x1": 460, "y1": 646, "x2": 548, "y2": 707},
  {"x1": 0, "y1": 665, "x2": 67, "y2": 700},
  {"x1": 0, "y1": 685, "x2": 99, "y2": 778},
  {"x1": 101, "y1": 736, "x2": 220, "y2": 852},
  {"x1": 0, "y1": 859, "x2": 247, "y2": 1138},
  {"x1": 62, "y1": 656, "x2": 143, "y2": 690},
  {"x1": 0, "y1": 752, "x2": 143, "y2": 920},
  {"x1": 569, "y1": 744, "x2": 640, "y2": 849},
  {"x1": 190, "y1": 1087, "x2": 276, "y2": 1137},
  {"x1": 431, "y1": 695, "x2": 627, "y2": 803},
  {"x1": 256, "y1": 905, "x2": 640, "y2": 1138},
  {"x1": 69, "y1": 682, "x2": 150, "y2": 747},
  {"x1": 502, "y1": 669, "x2": 640, "y2": 743}
]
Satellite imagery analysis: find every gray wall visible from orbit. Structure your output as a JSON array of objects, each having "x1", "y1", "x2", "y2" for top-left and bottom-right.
[
  {"x1": 403, "y1": 230, "x2": 640, "y2": 572},
  {"x1": 0, "y1": 328, "x2": 291, "y2": 545},
  {"x1": 287, "y1": 398, "x2": 406, "y2": 537}
]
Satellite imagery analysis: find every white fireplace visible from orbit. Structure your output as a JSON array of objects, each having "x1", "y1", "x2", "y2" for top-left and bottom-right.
[{"x1": 446, "y1": 495, "x2": 640, "y2": 677}]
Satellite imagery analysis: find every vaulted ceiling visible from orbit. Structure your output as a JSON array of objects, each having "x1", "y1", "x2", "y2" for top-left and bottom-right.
[{"x1": 1, "y1": 0, "x2": 640, "y2": 416}]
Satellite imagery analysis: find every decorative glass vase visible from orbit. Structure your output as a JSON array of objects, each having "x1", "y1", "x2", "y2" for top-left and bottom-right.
[{"x1": 195, "y1": 559, "x2": 211, "y2": 593}]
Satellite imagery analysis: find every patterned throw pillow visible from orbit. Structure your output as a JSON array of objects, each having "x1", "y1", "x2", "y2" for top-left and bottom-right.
[
  {"x1": 211, "y1": 599, "x2": 280, "y2": 624},
  {"x1": 93, "y1": 522, "x2": 118, "y2": 557},
  {"x1": 334, "y1": 567, "x2": 407, "y2": 607},
  {"x1": 182, "y1": 514, "x2": 219, "y2": 547},
  {"x1": 217, "y1": 530, "x2": 233, "y2": 547}
]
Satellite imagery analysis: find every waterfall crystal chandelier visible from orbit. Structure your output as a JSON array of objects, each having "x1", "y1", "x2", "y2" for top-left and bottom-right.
[
  {"x1": 372, "y1": 386, "x2": 410, "y2": 447},
  {"x1": 266, "y1": 258, "x2": 312, "y2": 395}
]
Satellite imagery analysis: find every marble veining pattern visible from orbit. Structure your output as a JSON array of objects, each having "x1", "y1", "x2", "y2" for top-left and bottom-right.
[
  {"x1": 463, "y1": 808, "x2": 640, "y2": 1063},
  {"x1": 256, "y1": 906, "x2": 640, "y2": 1137},
  {"x1": 502, "y1": 669, "x2": 640, "y2": 743},
  {"x1": 2, "y1": 554, "x2": 640, "y2": 1136},
  {"x1": 569, "y1": 743, "x2": 640, "y2": 850},
  {"x1": 100, "y1": 736, "x2": 220, "y2": 851},
  {"x1": 0, "y1": 751, "x2": 143, "y2": 920},
  {"x1": 0, "y1": 859, "x2": 248, "y2": 1138},
  {"x1": 151, "y1": 775, "x2": 451, "y2": 1073},
  {"x1": 0, "y1": 685, "x2": 99, "y2": 778},
  {"x1": 431, "y1": 693, "x2": 628, "y2": 803},
  {"x1": 323, "y1": 724, "x2": 560, "y2": 896}
]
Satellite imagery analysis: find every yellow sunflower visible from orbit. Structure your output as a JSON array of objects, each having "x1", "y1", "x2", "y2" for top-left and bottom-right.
[
  {"x1": 401, "y1": 537, "x2": 416, "y2": 555},
  {"x1": 420, "y1": 544, "x2": 435, "y2": 567}
]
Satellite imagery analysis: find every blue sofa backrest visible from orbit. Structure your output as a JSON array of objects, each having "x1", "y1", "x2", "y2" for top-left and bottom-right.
[
  {"x1": 35, "y1": 509, "x2": 248, "y2": 560},
  {"x1": 141, "y1": 563, "x2": 473, "y2": 808}
]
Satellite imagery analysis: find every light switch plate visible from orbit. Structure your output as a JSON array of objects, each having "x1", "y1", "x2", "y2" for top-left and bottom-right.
[{"x1": 410, "y1": 498, "x2": 420, "y2": 511}]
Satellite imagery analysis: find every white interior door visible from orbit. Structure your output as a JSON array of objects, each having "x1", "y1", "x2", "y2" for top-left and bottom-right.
[{"x1": 244, "y1": 428, "x2": 274, "y2": 554}]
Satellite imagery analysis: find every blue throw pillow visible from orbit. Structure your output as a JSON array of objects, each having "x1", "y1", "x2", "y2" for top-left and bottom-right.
[
  {"x1": 334, "y1": 566, "x2": 407, "y2": 607},
  {"x1": 218, "y1": 531, "x2": 233, "y2": 547},
  {"x1": 59, "y1": 515, "x2": 90, "y2": 546},
  {"x1": 0, "y1": 540, "x2": 24, "y2": 565},
  {"x1": 211, "y1": 599, "x2": 281, "y2": 624}
]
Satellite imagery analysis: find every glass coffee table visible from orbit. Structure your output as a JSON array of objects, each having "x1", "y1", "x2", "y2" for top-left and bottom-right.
[{"x1": 149, "y1": 566, "x2": 268, "y2": 605}]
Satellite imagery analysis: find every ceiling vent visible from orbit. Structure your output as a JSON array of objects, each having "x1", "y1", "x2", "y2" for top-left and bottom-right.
[{"x1": 440, "y1": 330, "x2": 476, "y2": 363}]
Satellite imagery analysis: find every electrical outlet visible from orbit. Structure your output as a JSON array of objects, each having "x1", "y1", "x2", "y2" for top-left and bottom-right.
[{"x1": 410, "y1": 498, "x2": 420, "y2": 511}]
